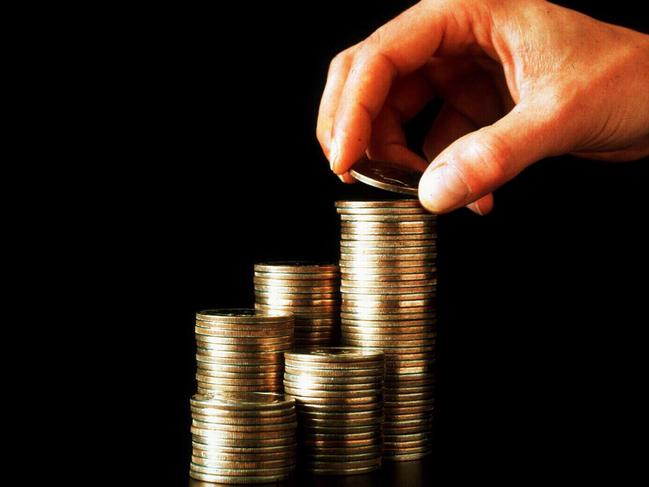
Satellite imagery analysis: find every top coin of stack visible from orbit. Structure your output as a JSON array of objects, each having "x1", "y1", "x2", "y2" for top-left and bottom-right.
[
  {"x1": 254, "y1": 262, "x2": 340, "y2": 349},
  {"x1": 190, "y1": 392, "x2": 297, "y2": 484},
  {"x1": 336, "y1": 200, "x2": 437, "y2": 461},
  {"x1": 194, "y1": 309, "x2": 294, "y2": 395}
]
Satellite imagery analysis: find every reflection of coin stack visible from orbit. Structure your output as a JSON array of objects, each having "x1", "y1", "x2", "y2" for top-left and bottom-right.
[
  {"x1": 254, "y1": 262, "x2": 340, "y2": 349},
  {"x1": 189, "y1": 392, "x2": 297, "y2": 483},
  {"x1": 194, "y1": 309, "x2": 294, "y2": 394},
  {"x1": 336, "y1": 200, "x2": 437, "y2": 461},
  {"x1": 283, "y1": 348, "x2": 384, "y2": 475}
]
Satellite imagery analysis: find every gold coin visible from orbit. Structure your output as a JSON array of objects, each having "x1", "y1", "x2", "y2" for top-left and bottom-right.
[
  {"x1": 194, "y1": 325, "x2": 293, "y2": 338},
  {"x1": 298, "y1": 416, "x2": 382, "y2": 428},
  {"x1": 195, "y1": 373, "x2": 284, "y2": 385},
  {"x1": 286, "y1": 394, "x2": 382, "y2": 406},
  {"x1": 283, "y1": 366, "x2": 383, "y2": 378},
  {"x1": 191, "y1": 411, "x2": 295, "y2": 425},
  {"x1": 341, "y1": 331, "x2": 435, "y2": 341},
  {"x1": 191, "y1": 424, "x2": 296, "y2": 439},
  {"x1": 191, "y1": 448, "x2": 294, "y2": 461},
  {"x1": 255, "y1": 296, "x2": 338, "y2": 306},
  {"x1": 195, "y1": 348, "x2": 288, "y2": 358},
  {"x1": 288, "y1": 381, "x2": 383, "y2": 392},
  {"x1": 335, "y1": 200, "x2": 422, "y2": 208},
  {"x1": 191, "y1": 440, "x2": 295, "y2": 454},
  {"x1": 190, "y1": 455, "x2": 295, "y2": 470},
  {"x1": 254, "y1": 262, "x2": 338, "y2": 274},
  {"x1": 196, "y1": 384, "x2": 282, "y2": 394},
  {"x1": 190, "y1": 463, "x2": 295, "y2": 476},
  {"x1": 341, "y1": 310, "x2": 436, "y2": 320},
  {"x1": 196, "y1": 309, "x2": 292, "y2": 324},
  {"x1": 254, "y1": 303, "x2": 337, "y2": 315},
  {"x1": 255, "y1": 289, "x2": 338, "y2": 299},
  {"x1": 195, "y1": 335, "x2": 293, "y2": 346},
  {"x1": 298, "y1": 429, "x2": 380, "y2": 440},
  {"x1": 254, "y1": 283, "x2": 339, "y2": 294},
  {"x1": 285, "y1": 347, "x2": 383, "y2": 364},
  {"x1": 341, "y1": 297, "x2": 435, "y2": 308},
  {"x1": 336, "y1": 207, "x2": 425, "y2": 215},
  {"x1": 191, "y1": 434, "x2": 296, "y2": 449},
  {"x1": 341, "y1": 282, "x2": 437, "y2": 293},
  {"x1": 340, "y1": 273, "x2": 436, "y2": 283},
  {"x1": 341, "y1": 324, "x2": 432, "y2": 335},
  {"x1": 253, "y1": 276, "x2": 338, "y2": 287},
  {"x1": 285, "y1": 387, "x2": 381, "y2": 399},
  {"x1": 340, "y1": 220, "x2": 434, "y2": 228},
  {"x1": 339, "y1": 212, "x2": 435, "y2": 221},
  {"x1": 189, "y1": 470, "x2": 294, "y2": 484},
  {"x1": 191, "y1": 393, "x2": 293, "y2": 411},
  {"x1": 192, "y1": 418, "x2": 297, "y2": 432},
  {"x1": 254, "y1": 271, "x2": 339, "y2": 280},
  {"x1": 283, "y1": 372, "x2": 383, "y2": 385}
]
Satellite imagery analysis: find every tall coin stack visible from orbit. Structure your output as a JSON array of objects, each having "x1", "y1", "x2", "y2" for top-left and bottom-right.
[
  {"x1": 190, "y1": 392, "x2": 297, "y2": 483},
  {"x1": 336, "y1": 200, "x2": 437, "y2": 461},
  {"x1": 254, "y1": 262, "x2": 340, "y2": 349},
  {"x1": 283, "y1": 348, "x2": 384, "y2": 475},
  {"x1": 194, "y1": 309, "x2": 294, "y2": 394}
]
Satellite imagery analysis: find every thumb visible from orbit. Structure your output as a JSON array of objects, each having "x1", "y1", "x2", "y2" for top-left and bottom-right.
[{"x1": 418, "y1": 104, "x2": 561, "y2": 213}]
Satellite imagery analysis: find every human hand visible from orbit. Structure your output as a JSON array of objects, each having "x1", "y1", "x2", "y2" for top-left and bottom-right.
[{"x1": 316, "y1": 0, "x2": 649, "y2": 214}]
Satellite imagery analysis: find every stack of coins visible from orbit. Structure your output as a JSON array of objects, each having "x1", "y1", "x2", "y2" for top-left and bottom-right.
[
  {"x1": 336, "y1": 200, "x2": 437, "y2": 461},
  {"x1": 190, "y1": 392, "x2": 297, "y2": 483},
  {"x1": 194, "y1": 309, "x2": 294, "y2": 394},
  {"x1": 254, "y1": 262, "x2": 340, "y2": 349},
  {"x1": 283, "y1": 348, "x2": 384, "y2": 475}
]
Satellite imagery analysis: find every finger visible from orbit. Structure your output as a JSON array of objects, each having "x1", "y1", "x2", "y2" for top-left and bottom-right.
[
  {"x1": 418, "y1": 101, "x2": 563, "y2": 213},
  {"x1": 338, "y1": 172, "x2": 357, "y2": 184},
  {"x1": 421, "y1": 103, "x2": 497, "y2": 215},
  {"x1": 422, "y1": 103, "x2": 478, "y2": 161},
  {"x1": 317, "y1": 45, "x2": 359, "y2": 159},
  {"x1": 466, "y1": 194, "x2": 494, "y2": 215},
  {"x1": 330, "y1": 1, "x2": 482, "y2": 174},
  {"x1": 366, "y1": 73, "x2": 436, "y2": 172}
]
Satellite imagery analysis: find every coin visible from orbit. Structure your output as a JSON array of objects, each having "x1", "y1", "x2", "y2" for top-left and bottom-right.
[
  {"x1": 348, "y1": 158, "x2": 422, "y2": 196},
  {"x1": 254, "y1": 262, "x2": 339, "y2": 274},
  {"x1": 196, "y1": 309, "x2": 292, "y2": 324}
]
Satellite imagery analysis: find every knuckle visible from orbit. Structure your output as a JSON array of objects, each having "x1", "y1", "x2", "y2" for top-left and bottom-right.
[
  {"x1": 470, "y1": 129, "x2": 513, "y2": 181},
  {"x1": 328, "y1": 47, "x2": 354, "y2": 73}
]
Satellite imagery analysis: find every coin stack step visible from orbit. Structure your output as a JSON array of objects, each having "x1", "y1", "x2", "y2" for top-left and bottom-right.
[
  {"x1": 284, "y1": 348, "x2": 384, "y2": 475},
  {"x1": 195, "y1": 309, "x2": 294, "y2": 394},
  {"x1": 254, "y1": 262, "x2": 340, "y2": 349},
  {"x1": 336, "y1": 200, "x2": 437, "y2": 461},
  {"x1": 190, "y1": 392, "x2": 297, "y2": 484}
]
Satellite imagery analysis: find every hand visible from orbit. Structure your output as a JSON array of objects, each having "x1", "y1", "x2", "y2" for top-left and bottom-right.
[{"x1": 316, "y1": 0, "x2": 649, "y2": 214}]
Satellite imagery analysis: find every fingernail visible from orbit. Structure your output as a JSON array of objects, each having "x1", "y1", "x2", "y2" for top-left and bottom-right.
[
  {"x1": 329, "y1": 138, "x2": 340, "y2": 173},
  {"x1": 467, "y1": 202, "x2": 484, "y2": 216},
  {"x1": 419, "y1": 163, "x2": 470, "y2": 213}
]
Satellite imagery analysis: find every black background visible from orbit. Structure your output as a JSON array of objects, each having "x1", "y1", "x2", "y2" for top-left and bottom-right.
[{"x1": 89, "y1": 1, "x2": 649, "y2": 484}]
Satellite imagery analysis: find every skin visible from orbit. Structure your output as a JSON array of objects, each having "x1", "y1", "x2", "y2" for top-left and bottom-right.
[{"x1": 316, "y1": 0, "x2": 649, "y2": 214}]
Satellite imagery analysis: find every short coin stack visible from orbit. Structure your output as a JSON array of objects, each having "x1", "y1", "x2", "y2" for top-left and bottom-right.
[
  {"x1": 336, "y1": 200, "x2": 437, "y2": 461},
  {"x1": 254, "y1": 262, "x2": 340, "y2": 349},
  {"x1": 190, "y1": 392, "x2": 297, "y2": 483},
  {"x1": 283, "y1": 348, "x2": 384, "y2": 475},
  {"x1": 194, "y1": 309, "x2": 294, "y2": 394}
]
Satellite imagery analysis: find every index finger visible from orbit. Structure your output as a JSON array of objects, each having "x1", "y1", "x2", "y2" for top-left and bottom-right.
[{"x1": 330, "y1": 0, "x2": 483, "y2": 174}]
